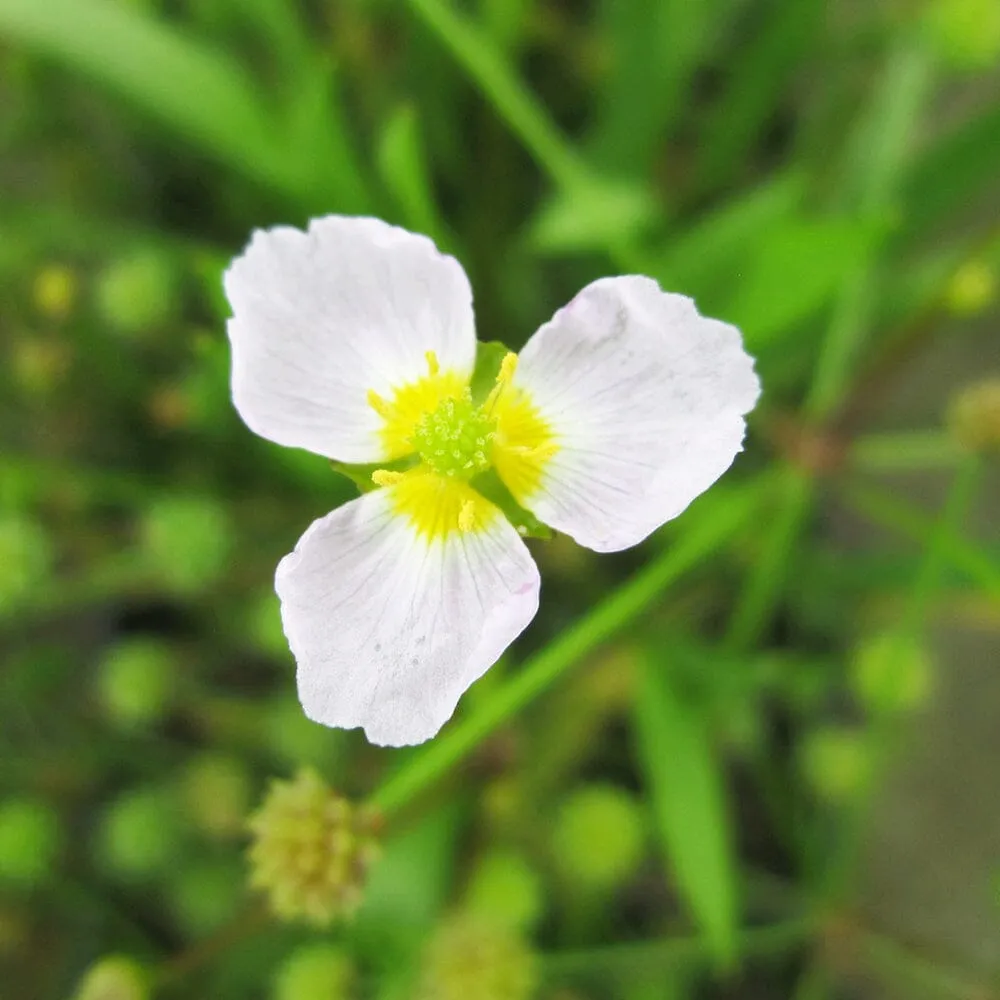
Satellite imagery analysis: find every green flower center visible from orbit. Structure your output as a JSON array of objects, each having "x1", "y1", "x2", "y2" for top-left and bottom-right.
[{"x1": 411, "y1": 394, "x2": 496, "y2": 479}]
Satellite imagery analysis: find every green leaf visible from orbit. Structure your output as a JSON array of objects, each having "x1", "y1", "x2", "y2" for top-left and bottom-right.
[
  {"x1": 634, "y1": 653, "x2": 738, "y2": 967},
  {"x1": 587, "y1": 0, "x2": 717, "y2": 175},
  {"x1": 350, "y1": 801, "x2": 461, "y2": 975},
  {"x1": 901, "y1": 102, "x2": 1000, "y2": 238},
  {"x1": 725, "y1": 216, "x2": 880, "y2": 349},
  {"x1": 377, "y1": 103, "x2": 444, "y2": 242},
  {"x1": 527, "y1": 177, "x2": 660, "y2": 255},
  {"x1": 0, "y1": 0, "x2": 275, "y2": 183},
  {"x1": 650, "y1": 172, "x2": 805, "y2": 306}
]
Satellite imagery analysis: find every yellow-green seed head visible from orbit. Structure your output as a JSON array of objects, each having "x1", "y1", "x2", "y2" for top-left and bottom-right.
[
  {"x1": 414, "y1": 914, "x2": 538, "y2": 1000},
  {"x1": 551, "y1": 784, "x2": 646, "y2": 893},
  {"x1": 945, "y1": 260, "x2": 996, "y2": 317},
  {"x1": 800, "y1": 727, "x2": 871, "y2": 804},
  {"x1": 247, "y1": 769, "x2": 380, "y2": 926},
  {"x1": 850, "y1": 631, "x2": 933, "y2": 716},
  {"x1": 272, "y1": 944, "x2": 354, "y2": 1000},
  {"x1": 947, "y1": 378, "x2": 1000, "y2": 453},
  {"x1": 411, "y1": 394, "x2": 496, "y2": 479},
  {"x1": 71, "y1": 955, "x2": 149, "y2": 1000}
]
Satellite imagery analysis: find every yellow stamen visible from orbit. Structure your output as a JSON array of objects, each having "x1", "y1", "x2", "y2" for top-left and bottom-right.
[
  {"x1": 458, "y1": 499, "x2": 476, "y2": 533},
  {"x1": 371, "y1": 469, "x2": 405, "y2": 487},
  {"x1": 367, "y1": 389, "x2": 392, "y2": 420},
  {"x1": 425, "y1": 350, "x2": 440, "y2": 376},
  {"x1": 484, "y1": 352, "x2": 519, "y2": 413}
]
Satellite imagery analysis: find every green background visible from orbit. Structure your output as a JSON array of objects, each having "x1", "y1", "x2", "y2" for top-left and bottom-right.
[{"x1": 1, "y1": 0, "x2": 999, "y2": 997}]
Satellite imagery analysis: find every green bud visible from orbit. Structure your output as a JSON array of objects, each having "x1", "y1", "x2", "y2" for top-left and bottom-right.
[
  {"x1": 139, "y1": 496, "x2": 233, "y2": 593},
  {"x1": 33, "y1": 263, "x2": 78, "y2": 320},
  {"x1": 947, "y1": 378, "x2": 1000, "y2": 454},
  {"x1": 179, "y1": 753, "x2": 251, "y2": 839},
  {"x1": 170, "y1": 861, "x2": 243, "y2": 937},
  {"x1": 272, "y1": 943, "x2": 354, "y2": 1000},
  {"x1": 464, "y1": 849, "x2": 545, "y2": 933},
  {"x1": 71, "y1": 955, "x2": 148, "y2": 1000},
  {"x1": 0, "y1": 798, "x2": 62, "y2": 887},
  {"x1": 97, "y1": 787, "x2": 184, "y2": 879},
  {"x1": 551, "y1": 784, "x2": 646, "y2": 892},
  {"x1": 800, "y1": 727, "x2": 870, "y2": 803},
  {"x1": 0, "y1": 515, "x2": 52, "y2": 611},
  {"x1": 95, "y1": 638, "x2": 175, "y2": 729},
  {"x1": 945, "y1": 260, "x2": 996, "y2": 317},
  {"x1": 96, "y1": 248, "x2": 177, "y2": 336},
  {"x1": 415, "y1": 914, "x2": 538, "y2": 1000},
  {"x1": 851, "y1": 632, "x2": 933, "y2": 715},
  {"x1": 924, "y1": 0, "x2": 1000, "y2": 70}
]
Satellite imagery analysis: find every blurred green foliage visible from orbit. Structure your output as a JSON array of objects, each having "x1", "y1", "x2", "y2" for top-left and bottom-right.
[{"x1": 0, "y1": 0, "x2": 998, "y2": 998}]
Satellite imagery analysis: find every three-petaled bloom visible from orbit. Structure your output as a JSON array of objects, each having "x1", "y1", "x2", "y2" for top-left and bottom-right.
[{"x1": 225, "y1": 216, "x2": 760, "y2": 747}]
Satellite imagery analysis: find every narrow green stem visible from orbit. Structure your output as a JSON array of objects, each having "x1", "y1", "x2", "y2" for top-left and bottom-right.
[
  {"x1": 839, "y1": 475, "x2": 1000, "y2": 600},
  {"x1": 861, "y1": 928, "x2": 989, "y2": 999},
  {"x1": 850, "y1": 430, "x2": 961, "y2": 472},
  {"x1": 725, "y1": 467, "x2": 813, "y2": 650},
  {"x1": 905, "y1": 455, "x2": 982, "y2": 629},
  {"x1": 542, "y1": 917, "x2": 812, "y2": 981},
  {"x1": 823, "y1": 458, "x2": 983, "y2": 897},
  {"x1": 368, "y1": 484, "x2": 764, "y2": 816},
  {"x1": 406, "y1": 0, "x2": 587, "y2": 191},
  {"x1": 726, "y1": 37, "x2": 932, "y2": 651}
]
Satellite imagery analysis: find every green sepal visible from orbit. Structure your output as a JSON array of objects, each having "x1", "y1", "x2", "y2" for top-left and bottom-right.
[
  {"x1": 471, "y1": 469, "x2": 552, "y2": 541},
  {"x1": 329, "y1": 457, "x2": 413, "y2": 495},
  {"x1": 469, "y1": 340, "x2": 513, "y2": 404}
]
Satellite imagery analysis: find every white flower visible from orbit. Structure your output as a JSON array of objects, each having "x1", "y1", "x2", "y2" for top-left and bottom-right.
[{"x1": 224, "y1": 216, "x2": 760, "y2": 747}]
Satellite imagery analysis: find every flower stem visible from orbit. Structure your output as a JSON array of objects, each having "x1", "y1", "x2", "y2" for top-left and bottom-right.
[
  {"x1": 368, "y1": 483, "x2": 765, "y2": 817},
  {"x1": 542, "y1": 917, "x2": 812, "y2": 983}
]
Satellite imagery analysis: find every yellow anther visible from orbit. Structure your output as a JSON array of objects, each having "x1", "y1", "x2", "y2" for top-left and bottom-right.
[
  {"x1": 484, "y1": 352, "x2": 519, "y2": 412},
  {"x1": 425, "y1": 350, "x2": 440, "y2": 376},
  {"x1": 371, "y1": 469, "x2": 405, "y2": 487},
  {"x1": 458, "y1": 498, "x2": 477, "y2": 533},
  {"x1": 367, "y1": 389, "x2": 392, "y2": 419}
]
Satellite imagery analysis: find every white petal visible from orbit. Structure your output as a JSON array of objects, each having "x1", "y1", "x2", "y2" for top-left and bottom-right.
[
  {"x1": 275, "y1": 490, "x2": 541, "y2": 747},
  {"x1": 225, "y1": 216, "x2": 476, "y2": 463},
  {"x1": 510, "y1": 276, "x2": 760, "y2": 553}
]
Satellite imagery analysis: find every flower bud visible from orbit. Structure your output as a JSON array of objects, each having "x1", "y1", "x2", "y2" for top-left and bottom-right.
[
  {"x1": 170, "y1": 861, "x2": 244, "y2": 936},
  {"x1": 925, "y1": 0, "x2": 1000, "y2": 70},
  {"x1": 97, "y1": 787, "x2": 184, "y2": 880},
  {"x1": 850, "y1": 631, "x2": 932, "y2": 715},
  {"x1": 33, "y1": 263, "x2": 78, "y2": 320},
  {"x1": 247, "y1": 769, "x2": 380, "y2": 926},
  {"x1": 180, "y1": 753, "x2": 251, "y2": 839},
  {"x1": 0, "y1": 798, "x2": 62, "y2": 887},
  {"x1": 96, "y1": 248, "x2": 177, "y2": 336},
  {"x1": 95, "y1": 638, "x2": 175, "y2": 729},
  {"x1": 945, "y1": 260, "x2": 996, "y2": 317},
  {"x1": 414, "y1": 914, "x2": 538, "y2": 1000},
  {"x1": 947, "y1": 378, "x2": 1000, "y2": 454},
  {"x1": 0, "y1": 515, "x2": 52, "y2": 611},
  {"x1": 464, "y1": 849, "x2": 545, "y2": 933},
  {"x1": 800, "y1": 727, "x2": 870, "y2": 803},
  {"x1": 272, "y1": 944, "x2": 354, "y2": 1000},
  {"x1": 139, "y1": 496, "x2": 233, "y2": 594},
  {"x1": 71, "y1": 955, "x2": 148, "y2": 1000},
  {"x1": 551, "y1": 784, "x2": 646, "y2": 893}
]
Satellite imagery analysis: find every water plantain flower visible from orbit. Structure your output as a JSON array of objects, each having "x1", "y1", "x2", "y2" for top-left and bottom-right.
[{"x1": 224, "y1": 217, "x2": 760, "y2": 746}]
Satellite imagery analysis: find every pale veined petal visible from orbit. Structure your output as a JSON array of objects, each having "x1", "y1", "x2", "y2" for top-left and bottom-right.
[
  {"x1": 225, "y1": 216, "x2": 476, "y2": 463},
  {"x1": 495, "y1": 276, "x2": 760, "y2": 553},
  {"x1": 275, "y1": 482, "x2": 541, "y2": 747}
]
